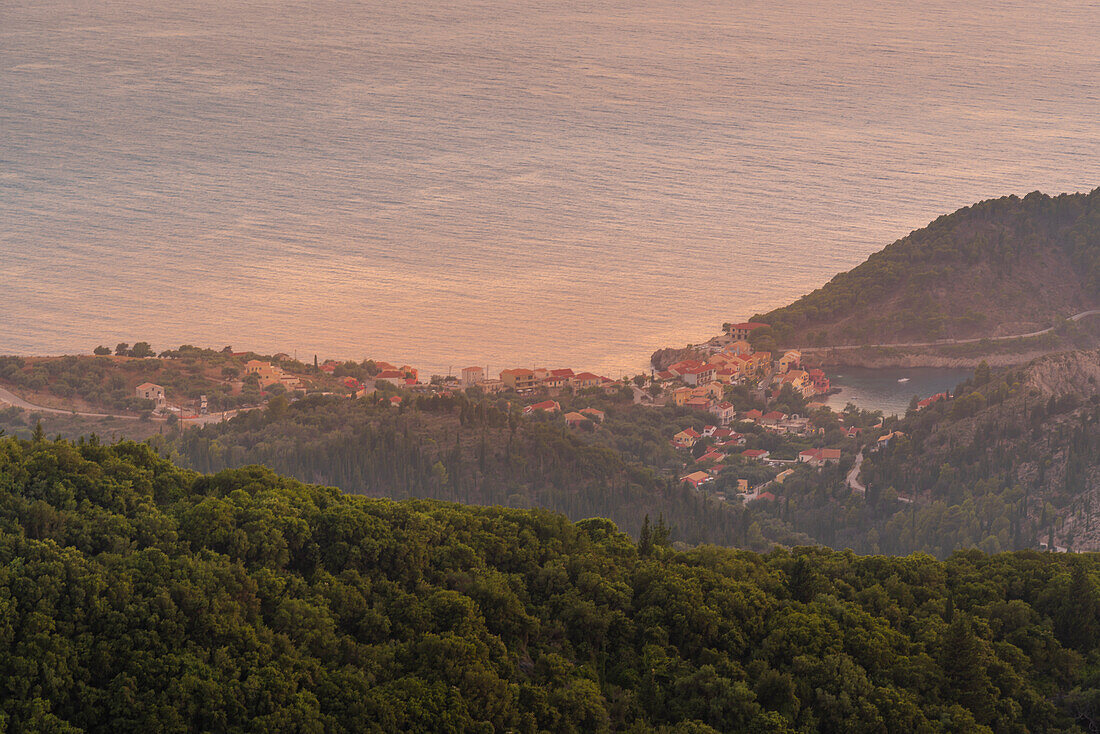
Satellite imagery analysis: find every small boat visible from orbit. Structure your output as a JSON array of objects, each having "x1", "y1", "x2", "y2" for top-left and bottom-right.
[{"x1": 897, "y1": 378, "x2": 910, "y2": 383}]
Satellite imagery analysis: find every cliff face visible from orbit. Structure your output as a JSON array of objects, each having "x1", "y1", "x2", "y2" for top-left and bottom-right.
[
  {"x1": 650, "y1": 346, "x2": 705, "y2": 370},
  {"x1": 1025, "y1": 349, "x2": 1100, "y2": 400},
  {"x1": 757, "y1": 189, "x2": 1100, "y2": 347}
]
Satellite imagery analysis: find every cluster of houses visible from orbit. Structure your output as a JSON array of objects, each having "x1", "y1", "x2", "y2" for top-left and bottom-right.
[
  {"x1": 245, "y1": 360, "x2": 303, "y2": 391},
  {"x1": 674, "y1": 420, "x2": 846, "y2": 494},
  {"x1": 459, "y1": 366, "x2": 622, "y2": 396},
  {"x1": 319, "y1": 359, "x2": 419, "y2": 390},
  {"x1": 653, "y1": 322, "x2": 832, "y2": 423},
  {"x1": 519, "y1": 399, "x2": 607, "y2": 427}
]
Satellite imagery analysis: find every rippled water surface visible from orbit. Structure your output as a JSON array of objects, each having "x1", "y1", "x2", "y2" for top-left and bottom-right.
[
  {"x1": 2, "y1": 0, "x2": 1098, "y2": 375},
  {"x1": 824, "y1": 367, "x2": 975, "y2": 417}
]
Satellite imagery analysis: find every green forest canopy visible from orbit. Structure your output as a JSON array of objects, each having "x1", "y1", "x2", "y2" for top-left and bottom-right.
[{"x1": 3, "y1": 436, "x2": 1100, "y2": 732}]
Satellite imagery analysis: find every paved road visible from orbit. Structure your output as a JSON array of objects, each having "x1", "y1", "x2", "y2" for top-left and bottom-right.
[
  {"x1": 0, "y1": 385, "x2": 263, "y2": 425},
  {"x1": 0, "y1": 385, "x2": 138, "y2": 420},
  {"x1": 802, "y1": 309, "x2": 1100, "y2": 353},
  {"x1": 846, "y1": 450, "x2": 865, "y2": 493}
]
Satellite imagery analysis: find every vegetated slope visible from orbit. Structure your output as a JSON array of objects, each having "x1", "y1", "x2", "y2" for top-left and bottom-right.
[
  {"x1": 4, "y1": 437, "x2": 1100, "y2": 732},
  {"x1": 861, "y1": 350, "x2": 1100, "y2": 551},
  {"x1": 154, "y1": 393, "x2": 784, "y2": 549},
  {"x1": 757, "y1": 189, "x2": 1100, "y2": 346}
]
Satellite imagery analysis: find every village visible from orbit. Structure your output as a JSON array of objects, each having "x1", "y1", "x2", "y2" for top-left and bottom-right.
[{"x1": 5, "y1": 325, "x2": 943, "y2": 512}]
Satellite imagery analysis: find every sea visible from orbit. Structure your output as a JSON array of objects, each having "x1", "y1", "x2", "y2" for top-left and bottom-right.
[
  {"x1": 2, "y1": 0, "x2": 1098, "y2": 382},
  {"x1": 824, "y1": 367, "x2": 974, "y2": 417}
]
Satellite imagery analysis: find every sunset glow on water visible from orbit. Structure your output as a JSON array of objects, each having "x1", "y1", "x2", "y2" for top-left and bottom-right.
[{"x1": 2, "y1": 0, "x2": 1098, "y2": 375}]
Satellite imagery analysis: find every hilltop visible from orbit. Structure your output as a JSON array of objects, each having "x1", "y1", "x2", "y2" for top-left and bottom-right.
[
  {"x1": 3, "y1": 436, "x2": 1100, "y2": 732},
  {"x1": 756, "y1": 189, "x2": 1100, "y2": 348}
]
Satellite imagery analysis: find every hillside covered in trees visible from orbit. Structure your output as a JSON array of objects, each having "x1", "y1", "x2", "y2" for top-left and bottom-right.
[
  {"x1": 858, "y1": 350, "x2": 1100, "y2": 552},
  {"x1": 4, "y1": 436, "x2": 1100, "y2": 732},
  {"x1": 748, "y1": 350, "x2": 1100, "y2": 557},
  {"x1": 756, "y1": 189, "x2": 1100, "y2": 346},
  {"x1": 153, "y1": 392, "x2": 792, "y2": 550}
]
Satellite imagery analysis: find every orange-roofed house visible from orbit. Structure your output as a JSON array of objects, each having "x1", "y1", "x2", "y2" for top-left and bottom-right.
[
  {"x1": 667, "y1": 359, "x2": 704, "y2": 377},
  {"x1": 680, "y1": 471, "x2": 713, "y2": 489},
  {"x1": 807, "y1": 368, "x2": 830, "y2": 393},
  {"x1": 693, "y1": 381, "x2": 724, "y2": 401},
  {"x1": 375, "y1": 370, "x2": 406, "y2": 387},
  {"x1": 761, "y1": 410, "x2": 787, "y2": 426},
  {"x1": 681, "y1": 364, "x2": 716, "y2": 386},
  {"x1": 670, "y1": 386, "x2": 694, "y2": 407},
  {"x1": 741, "y1": 449, "x2": 770, "y2": 461},
  {"x1": 685, "y1": 396, "x2": 711, "y2": 411},
  {"x1": 564, "y1": 411, "x2": 589, "y2": 427},
  {"x1": 672, "y1": 428, "x2": 701, "y2": 449},
  {"x1": 798, "y1": 448, "x2": 842, "y2": 467},
  {"x1": 135, "y1": 382, "x2": 166, "y2": 409},
  {"x1": 780, "y1": 369, "x2": 815, "y2": 398},
  {"x1": 710, "y1": 400, "x2": 737, "y2": 425},
  {"x1": 580, "y1": 407, "x2": 605, "y2": 423},
  {"x1": 745, "y1": 352, "x2": 771, "y2": 373},
  {"x1": 696, "y1": 450, "x2": 724, "y2": 465},
  {"x1": 714, "y1": 367, "x2": 737, "y2": 384},
  {"x1": 742, "y1": 409, "x2": 764, "y2": 422},
  {"x1": 778, "y1": 350, "x2": 801, "y2": 373},
  {"x1": 917, "y1": 392, "x2": 948, "y2": 410},
  {"x1": 461, "y1": 366, "x2": 485, "y2": 386},
  {"x1": 572, "y1": 372, "x2": 603, "y2": 390}
]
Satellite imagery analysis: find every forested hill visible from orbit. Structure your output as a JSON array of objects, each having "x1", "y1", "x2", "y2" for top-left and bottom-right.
[
  {"x1": 860, "y1": 350, "x2": 1100, "y2": 552},
  {"x1": 153, "y1": 392, "x2": 787, "y2": 549},
  {"x1": 4, "y1": 436, "x2": 1100, "y2": 732},
  {"x1": 756, "y1": 189, "x2": 1100, "y2": 346}
]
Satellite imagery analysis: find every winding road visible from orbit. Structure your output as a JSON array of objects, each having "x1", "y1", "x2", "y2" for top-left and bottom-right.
[
  {"x1": 802, "y1": 309, "x2": 1100, "y2": 353},
  {"x1": 0, "y1": 385, "x2": 139, "y2": 420},
  {"x1": 846, "y1": 450, "x2": 865, "y2": 493},
  {"x1": 0, "y1": 385, "x2": 255, "y2": 424}
]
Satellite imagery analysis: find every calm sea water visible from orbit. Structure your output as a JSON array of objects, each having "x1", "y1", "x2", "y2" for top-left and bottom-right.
[
  {"x1": 824, "y1": 367, "x2": 974, "y2": 417},
  {"x1": 2, "y1": 0, "x2": 1098, "y2": 377}
]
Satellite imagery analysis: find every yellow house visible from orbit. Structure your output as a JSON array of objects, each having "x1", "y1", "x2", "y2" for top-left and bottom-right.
[
  {"x1": 500, "y1": 368, "x2": 539, "y2": 392},
  {"x1": 244, "y1": 360, "x2": 285, "y2": 387},
  {"x1": 779, "y1": 350, "x2": 801, "y2": 372},
  {"x1": 671, "y1": 387, "x2": 694, "y2": 406},
  {"x1": 693, "y1": 381, "x2": 724, "y2": 401}
]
